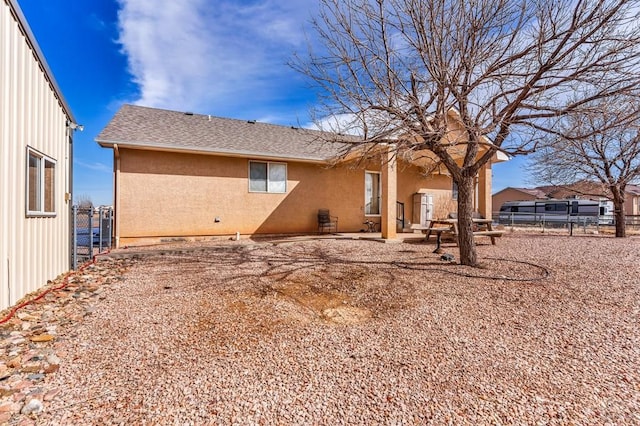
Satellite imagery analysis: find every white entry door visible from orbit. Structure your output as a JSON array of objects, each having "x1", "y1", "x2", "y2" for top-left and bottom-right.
[{"x1": 413, "y1": 193, "x2": 433, "y2": 227}]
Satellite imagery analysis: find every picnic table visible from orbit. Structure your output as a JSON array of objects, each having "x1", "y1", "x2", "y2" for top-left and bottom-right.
[{"x1": 424, "y1": 218, "x2": 504, "y2": 253}]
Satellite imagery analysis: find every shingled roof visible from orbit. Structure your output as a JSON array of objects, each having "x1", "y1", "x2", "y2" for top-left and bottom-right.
[
  {"x1": 493, "y1": 187, "x2": 548, "y2": 198},
  {"x1": 627, "y1": 184, "x2": 640, "y2": 196},
  {"x1": 96, "y1": 104, "x2": 356, "y2": 162}
]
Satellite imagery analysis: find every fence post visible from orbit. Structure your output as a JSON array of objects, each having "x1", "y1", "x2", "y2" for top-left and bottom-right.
[
  {"x1": 72, "y1": 205, "x2": 78, "y2": 270},
  {"x1": 109, "y1": 208, "x2": 113, "y2": 247},
  {"x1": 98, "y1": 206, "x2": 103, "y2": 253},
  {"x1": 89, "y1": 207, "x2": 94, "y2": 256}
]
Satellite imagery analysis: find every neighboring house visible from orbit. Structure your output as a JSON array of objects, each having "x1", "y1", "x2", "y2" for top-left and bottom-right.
[
  {"x1": 0, "y1": 0, "x2": 77, "y2": 310},
  {"x1": 493, "y1": 183, "x2": 640, "y2": 215},
  {"x1": 491, "y1": 187, "x2": 548, "y2": 213},
  {"x1": 97, "y1": 105, "x2": 507, "y2": 247},
  {"x1": 625, "y1": 184, "x2": 640, "y2": 215}
]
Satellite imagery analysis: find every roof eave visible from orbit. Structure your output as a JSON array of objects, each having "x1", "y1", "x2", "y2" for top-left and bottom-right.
[{"x1": 96, "y1": 138, "x2": 332, "y2": 164}]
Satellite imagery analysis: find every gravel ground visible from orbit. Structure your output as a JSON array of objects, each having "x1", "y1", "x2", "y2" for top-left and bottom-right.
[{"x1": 35, "y1": 234, "x2": 639, "y2": 425}]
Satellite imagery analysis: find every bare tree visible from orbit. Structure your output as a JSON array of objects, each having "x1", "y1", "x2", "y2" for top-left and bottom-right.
[
  {"x1": 75, "y1": 194, "x2": 94, "y2": 209},
  {"x1": 529, "y1": 97, "x2": 640, "y2": 237},
  {"x1": 293, "y1": 0, "x2": 640, "y2": 265}
]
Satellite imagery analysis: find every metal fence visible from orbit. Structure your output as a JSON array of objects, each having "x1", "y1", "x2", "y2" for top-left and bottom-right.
[
  {"x1": 491, "y1": 212, "x2": 640, "y2": 233},
  {"x1": 627, "y1": 215, "x2": 640, "y2": 228},
  {"x1": 72, "y1": 206, "x2": 113, "y2": 269}
]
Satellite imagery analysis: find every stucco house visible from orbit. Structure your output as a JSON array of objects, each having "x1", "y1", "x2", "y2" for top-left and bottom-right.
[
  {"x1": 0, "y1": 0, "x2": 77, "y2": 310},
  {"x1": 628, "y1": 184, "x2": 640, "y2": 216},
  {"x1": 97, "y1": 105, "x2": 507, "y2": 247},
  {"x1": 491, "y1": 187, "x2": 548, "y2": 213}
]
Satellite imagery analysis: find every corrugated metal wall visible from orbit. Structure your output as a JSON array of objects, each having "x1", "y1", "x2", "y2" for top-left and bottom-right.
[{"x1": 1, "y1": 0, "x2": 72, "y2": 310}]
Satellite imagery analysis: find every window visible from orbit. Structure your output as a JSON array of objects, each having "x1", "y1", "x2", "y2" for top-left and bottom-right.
[
  {"x1": 452, "y1": 182, "x2": 458, "y2": 200},
  {"x1": 26, "y1": 147, "x2": 56, "y2": 216},
  {"x1": 365, "y1": 171, "x2": 381, "y2": 215},
  {"x1": 249, "y1": 161, "x2": 286, "y2": 193},
  {"x1": 571, "y1": 201, "x2": 579, "y2": 214},
  {"x1": 545, "y1": 202, "x2": 567, "y2": 213}
]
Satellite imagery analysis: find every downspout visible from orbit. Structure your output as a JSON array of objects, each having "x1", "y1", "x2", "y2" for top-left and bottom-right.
[
  {"x1": 113, "y1": 144, "x2": 120, "y2": 248},
  {"x1": 66, "y1": 123, "x2": 74, "y2": 269}
]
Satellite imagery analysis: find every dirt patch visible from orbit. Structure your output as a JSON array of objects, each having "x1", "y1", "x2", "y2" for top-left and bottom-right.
[
  {"x1": 270, "y1": 281, "x2": 372, "y2": 324},
  {"x1": 321, "y1": 305, "x2": 372, "y2": 324}
]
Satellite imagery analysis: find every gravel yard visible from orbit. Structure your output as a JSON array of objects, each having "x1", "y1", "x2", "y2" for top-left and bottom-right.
[{"x1": 27, "y1": 234, "x2": 640, "y2": 424}]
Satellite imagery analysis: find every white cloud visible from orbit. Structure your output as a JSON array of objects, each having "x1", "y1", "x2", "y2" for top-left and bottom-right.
[
  {"x1": 75, "y1": 159, "x2": 112, "y2": 174},
  {"x1": 304, "y1": 113, "x2": 364, "y2": 136},
  {"x1": 116, "y1": 0, "x2": 318, "y2": 118}
]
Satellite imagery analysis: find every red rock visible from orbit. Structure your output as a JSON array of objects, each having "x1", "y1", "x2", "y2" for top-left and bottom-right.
[
  {"x1": 12, "y1": 391, "x2": 27, "y2": 402},
  {"x1": 0, "y1": 387, "x2": 15, "y2": 398},
  {"x1": 10, "y1": 380, "x2": 31, "y2": 391},
  {"x1": 29, "y1": 334, "x2": 55, "y2": 343},
  {"x1": 7, "y1": 357, "x2": 21, "y2": 369},
  {"x1": 21, "y1": 363, "x2": 42, "y2": 374},
  {"x1": 0, "y1": 412, "x2": 12, "y2": 423},
  {"x1": 16, "y1": 313, "x2": 39, "y2": 321},
  {"x1": 44, "y1": 364, "x2": 59, "y2": 374},
  {"x1": 43, "y1": 387, "x2": 61, "y2": 401},
  {"x1": 0, "y1": 401, "x2": 19, "y2": 412}
]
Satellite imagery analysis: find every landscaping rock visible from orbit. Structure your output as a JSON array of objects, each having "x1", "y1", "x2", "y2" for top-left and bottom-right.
[
  {"x1": 0, "y1": 257, "x2": 132, "y2": 423},
  {"x1": 20, "y1": 398, "x2": 43, "y2": 415},
  {"x1": 29, "y1": 334, "x2": 54, "y2": 343}
]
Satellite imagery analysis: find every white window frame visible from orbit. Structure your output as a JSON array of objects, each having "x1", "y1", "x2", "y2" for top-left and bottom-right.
[
  {"x1": 364, "y1": 171, "x2": 381, "y2": 216},
  {"x1": 26, "y1": 146, "x2": 56, "y2": 217},
  {"x1": 248, "y1": 161, "x2": 287, "y2": 193}
]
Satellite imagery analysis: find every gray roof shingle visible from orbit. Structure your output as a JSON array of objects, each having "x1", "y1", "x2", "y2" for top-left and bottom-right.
[{"x1": 96, "y1": 104, "x2": 356, "y2": 162}]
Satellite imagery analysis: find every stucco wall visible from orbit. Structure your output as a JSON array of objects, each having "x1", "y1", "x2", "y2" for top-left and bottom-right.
[{"x1": 116, "y1": 149, "x2": 458, "y2": 244}]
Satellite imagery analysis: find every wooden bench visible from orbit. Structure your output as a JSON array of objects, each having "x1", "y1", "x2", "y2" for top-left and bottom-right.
[{"x1": 472, "y1": 230, "x2": 504, "y2": 245}]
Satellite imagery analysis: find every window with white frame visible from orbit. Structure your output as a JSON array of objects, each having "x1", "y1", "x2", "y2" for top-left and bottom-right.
[
  {"x1": 26, "y1": 147, "x2": 56, "y2": 216},
  {"x1": 249, "y1": 161, "x2": 287, "y2": 193},
  {"x1": 365, "y1": 171, "x2": 381, "y2": 215}
]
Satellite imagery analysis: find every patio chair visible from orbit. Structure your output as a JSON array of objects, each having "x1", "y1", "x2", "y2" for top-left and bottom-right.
[{"x1": 317, "y1": 209, "x2": 338, "y2": 233}]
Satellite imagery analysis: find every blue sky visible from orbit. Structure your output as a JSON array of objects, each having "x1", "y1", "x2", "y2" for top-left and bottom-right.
[{"x1": 18, "y1": 0, "x2": 528, "y2": 206}]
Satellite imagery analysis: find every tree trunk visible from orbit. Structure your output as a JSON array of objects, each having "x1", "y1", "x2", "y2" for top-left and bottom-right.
[
  {"x1": 611, "y1": 186, "x2": 626, "y2": 238},
  {"x1": 456, "y1": 175, "x2": 477, "y2": 266}
]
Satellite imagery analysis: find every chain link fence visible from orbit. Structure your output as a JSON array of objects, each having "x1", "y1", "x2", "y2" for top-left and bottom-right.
[{"x1": 72, "y1": 206, "x2": 113, "y2": 269}]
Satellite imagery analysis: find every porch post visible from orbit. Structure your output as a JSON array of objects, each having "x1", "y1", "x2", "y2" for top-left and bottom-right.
[
  {"x1": 381, "y1": 145, "x2": 397, "y2": 239},
  {"x1": 478, "y1": 162, "x2": 492, "y2": 220},
  {"x1": 113, "y1": 144, "x2": 121, "y2": 248}
]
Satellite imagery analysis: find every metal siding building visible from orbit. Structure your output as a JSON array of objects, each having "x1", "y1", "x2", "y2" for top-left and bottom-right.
[{"x1": 1, "y1": 0, "x2": 75, "y2": 310}]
